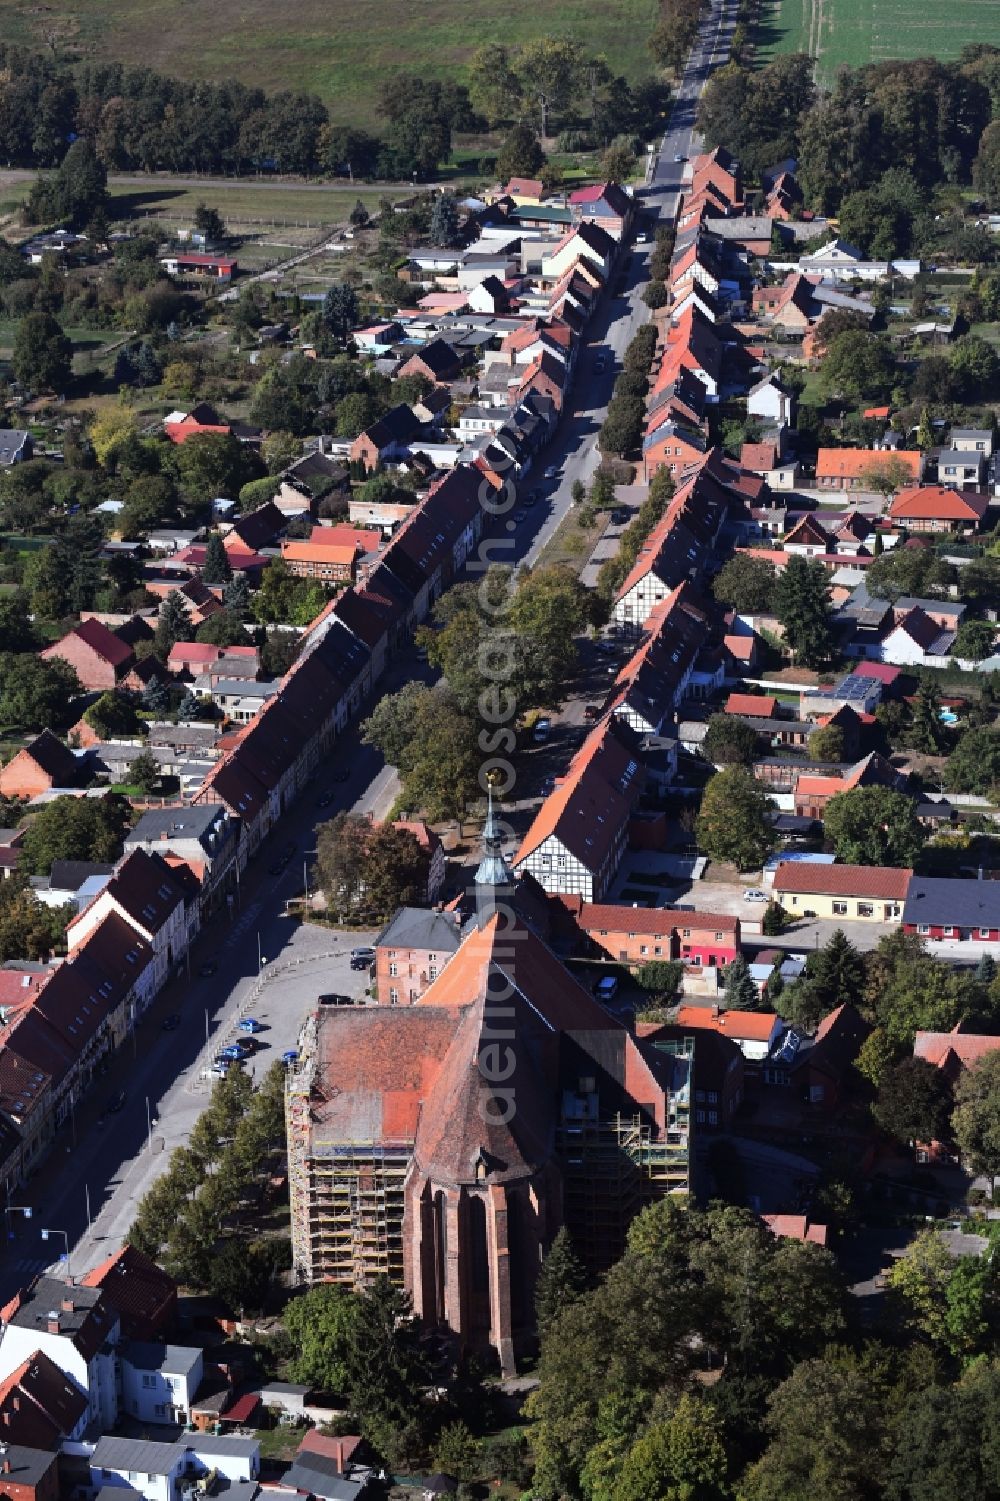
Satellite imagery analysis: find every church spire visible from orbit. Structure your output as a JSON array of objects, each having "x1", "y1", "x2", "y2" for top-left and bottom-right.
[{"x1": 474, "y1": 781, "x2": 513, "y2": 924}]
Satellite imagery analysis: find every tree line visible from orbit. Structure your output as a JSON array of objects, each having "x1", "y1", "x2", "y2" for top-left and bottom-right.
[{"x1": 697, "y1": 46, "x2": 1000, "y2": 219}]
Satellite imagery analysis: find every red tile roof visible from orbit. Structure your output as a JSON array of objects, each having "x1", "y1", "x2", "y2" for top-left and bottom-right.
[
  {"x1": 725, "y1": 692, "x2": 778, "y2": 718},
  {"x1": 914, "y1": 1030, "x2": 1000, "y2": 1070},
  {"x1": 815, "y1": 448, "x2": 922, "y2": 481},
  {"x1": 81, "y1": 1244, "x2": 176, "y2": 1339},
  {"x1": 675, "y1": 1005, "x2": 780, "y2": 1041},
  {"x1": 762, "y1": 1213, "x2": 828, "y2": 1246},
  {"x1": 889, "y1": 485, "x2": 989, "y2": 523},
  {"x1": 772, "y1": 861, "x2": 912, "y2": 900}
]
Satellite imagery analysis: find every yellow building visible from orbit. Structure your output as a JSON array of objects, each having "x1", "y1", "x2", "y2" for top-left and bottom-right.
[{"x1": 772, "y1": 861, "x2": 911, "y2": 924}]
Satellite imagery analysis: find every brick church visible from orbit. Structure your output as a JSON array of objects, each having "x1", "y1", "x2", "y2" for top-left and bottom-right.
[{"x1": 286, "y1": 802, "x2": 692, "y2": 1374}]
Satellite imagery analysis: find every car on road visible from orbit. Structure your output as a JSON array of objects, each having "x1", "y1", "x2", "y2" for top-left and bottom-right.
[
  {"x1": 583, "y1": 704, "x2": 602, "y2": 722},
  {"x1": 198, "y1": 960, "x2": 218, "y2": 978},
  {"x1": 543, "y1": 464, "x2": 559, "y2": 480},
  {"x1": 238, "y1": 1017, "x2": 263, "y2": 1032},
  {"x1": 674, "y1": 153, "x2": 686, "y2": 162},
  {"x1": 635, "y1": 233, "x2": 648, "y2": 245},
  {"x1": 107, "y1": 1091, "x2": 126, "y2": 1114},
  {"x1": 319, "y1": 992, "x2": 355, "y2": 1006},
  {"x1": 594, "y1": 976, "x2": 620, "y2": 1001},
  {"x1": 611, "y1": 508, "x2": 630, "y2": 525},
  {"x1": 532, "y1": 717, "x2": 552, "y2": 742},
  {"x1": 742, "y1": 888, "x2": 768, "y2": 903},
  {"x1": 282, "y1": 1049, "x2": 299, "y2": 1064},
  {"x1": 350, "y1": 946, "x2": 375, "y2": 971},
  {"x1": 514, "y1": 507, "x2": 528, "y2": 523},
  {"x1": 161, "y1": 1014, "x2": 180, "y2": 1032}
]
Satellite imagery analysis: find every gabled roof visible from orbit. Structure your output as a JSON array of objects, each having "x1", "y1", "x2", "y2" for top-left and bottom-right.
[
  {"x1": 44, "y1": 618, "x2": 133, "y2": 670},
  {"x1": 13, "y1": 729, "x2": 78, "y2": 785},
  {"x1": 816, "y1": 448, "x2": 922, "y2": 481},
  {"x1": 0, "y1": 1349, "x2": 88, "y2": 1447},
  {"x1": 674, "y1": 1005, "x2": 779, "y2": 1042},
  {"x1": 772, "y1": 861, "x2": 911, "y2": 900},
  {"x1": 889, "y1": 485, "x2": 988, "y2": 522},
  {"x1": 903, "y1": 876, "x2": 1000, "y2": 931},
  {"x1": 514, "y1": 717, "x2": 644, "y2": 875},
  {"x1": 784, "y1": 514, "x2": 830, "y2": 549},
  {"x1": 3, "y1": 1277, "x2": 116, "y2": 1362},
  {"x1": 888, "y1": 606, "x2": 945, "y2": 652},
  {"x1": 81, "y1": 1243, "x2": 177, "y2": 1340},
  {"x1": 914, "y1": 1029, "x2": 1000, "y2": 1071},
  {"x1": 725, "y1": 692, "x2": 778, "y2": 718}
]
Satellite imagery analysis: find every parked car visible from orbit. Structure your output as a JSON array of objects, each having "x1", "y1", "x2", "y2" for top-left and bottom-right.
[
  {"x1": 208, "y1": 1062, "x2": 229, "y2": 1078},
  {"x1": 319, "y1": 992, "x2": 355, "y2": 1006},
  {"x1": 611, "y1": 508, "x2": 630, "y2": 525},
  {"x1": 350, "y1": 946, "x2": 375, "y2": 971},
  {"x1": 219, "y1": 1043, "x2": 250, "y2": 1062},
  {"x1": 543, "y1": 464, "x2": 559, "y2": 480},
  {"x1": 533, "y1": 717, "x2": 552, "y2": 742},
  {"x1": 161, "y1": 1014, "x2": 180, "y2": 1032},
  {"x1": 742, "y1": 888, "x2": 768, "y2": 903},
  {"x1": 107, "y1": 1090, "x2": 127, "y2": 1114},
  {"x1": 523, "y1": 490, "x2": 539, "y2": 506},
  {"x1": 583, "y1": 704, "x2": 602, "y2": 721},
  {"x1": 674, "y1": 152, "x2": 686, "y2": 162},
  {"x1": 238, "y1": 1017, "x2": 262, "y2": 1033},
  {"x1": 282, "y1": 1049, "x2": 299, "y2": 1064},
  {"x1": 198, "y1": 960, "x2": 218, "y2": 978},
  {"x1": 595, "y1": 975, "x2": 620, "y2": 1001}
]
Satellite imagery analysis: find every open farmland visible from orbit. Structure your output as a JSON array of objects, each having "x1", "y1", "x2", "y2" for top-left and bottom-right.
[
  {"x1": 0, "y1": 0, "x2": 659, "y2": 124},
  {"x1": 756, "y1": 0, "x2": 1000, "y2": 83}
]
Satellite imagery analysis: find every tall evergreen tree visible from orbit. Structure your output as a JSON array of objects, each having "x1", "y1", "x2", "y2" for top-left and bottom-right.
[
  {"x1": 201, "y1": 531, "x2": 233, "y2": 585},
  {"x1": 773, "y1": 555, "x2": 833, "y2": 667},
  {"x1": 535, "y1": 1226, "x2": 586, "y2": 1339},
  {"x1": 154, "y1": 593, "x2": 192, "y2": 658},
  {"x1": 724, "y1": 955, "x2": 760, "y2": 1011}
]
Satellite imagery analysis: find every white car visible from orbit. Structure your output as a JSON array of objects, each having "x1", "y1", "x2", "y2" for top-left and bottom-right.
[{"x1": 742, "y1": 888, "x2": 768, "y2": 903}]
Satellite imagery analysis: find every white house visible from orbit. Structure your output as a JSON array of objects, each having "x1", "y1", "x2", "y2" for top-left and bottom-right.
[
  {"x1": 747, "y1": 375, "x2": 796, "y2": 426},
  {"x1": 65, "y1": 849, "x2": 189, "y2": 1010},
  {"x1": 185, "y1": 1435, "x2": 261, "y2": 1487},
  {"x1": 120, "y1": 1342, "x2": 204, "y2": 1425},
  {"x1": 0, "y1": 1279, "x2": 119, "y2": 1431},
  {"x1": 91, "y1": 1439, "x2": 186, "y2": 1501}
]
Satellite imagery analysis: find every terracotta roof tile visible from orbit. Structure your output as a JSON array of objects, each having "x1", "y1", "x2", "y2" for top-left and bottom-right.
[{"x1": 772, "y1": 861, "x2": 911, "y2": 900}]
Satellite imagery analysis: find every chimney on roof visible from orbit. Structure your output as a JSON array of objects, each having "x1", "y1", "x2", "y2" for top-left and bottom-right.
[
  {"x1": 46, "y1": 1312, "x2": 60, "y2": 1334},
  {"x1": 3, "y1": 1455, "x2": 10, "y2": 1473},
  {"x1": 60, "y1": 1298, "x2": 74, "y2": 1313}
]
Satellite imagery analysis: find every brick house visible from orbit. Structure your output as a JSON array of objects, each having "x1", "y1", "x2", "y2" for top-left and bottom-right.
[
  {"x1": 0, "y1": 1351, "x2": 89, "y2": 1447},
  {"x1": 396, "y1": 338, "x2": 462, "y2": 385},
  {"x1": 374, "y1": 907, "x2": 464, "y2": 1004},
  {"x1": 0, "y1": 1443, "x2": 59, "y2": 1501},
  {"x1": 349, "y1": 405, "x2": 421, "y2": 472},
  {"x1": 556, "y1": 897, "x2": 740, "y2": 969},
  {"x1": 80, "y1": 1244, "x2": 177, "y2": 1341},
  {"x1": 0, "y1": 731, "x2": 79, "y2": 799},
  {"x1": 639, "y1": 1021, "x2": 744, "y2": 1131},
  {"x1": 815, "y1": 448, "x2": 923, "y2": 491},
  {"x1": 41, "y1": 620, "x2": 134, "y2": 692},
  {"x1": 674, "y1": 1004, "x2": 783, "y2": 1062},
  {"x1": 888, "y1": 485, "x2": 990, "y2": 535}
]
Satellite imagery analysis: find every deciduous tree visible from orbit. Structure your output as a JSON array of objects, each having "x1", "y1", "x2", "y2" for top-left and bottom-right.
[{"x1": 696, "y1": 767, "x2": 774, "y2": 872}]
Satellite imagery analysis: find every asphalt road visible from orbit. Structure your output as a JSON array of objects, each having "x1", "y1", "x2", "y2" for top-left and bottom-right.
[{"x1": 517, "y1": 0, "x2": 736, "y2": 567}]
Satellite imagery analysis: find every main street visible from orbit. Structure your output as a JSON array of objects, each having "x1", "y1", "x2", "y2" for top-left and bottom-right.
[
  {"x1": 520, "y1": 0, "x2": 736, "y2": 566},
  {"x1": 0, "y1": 2, "x2": 738, "y2": 1299}
]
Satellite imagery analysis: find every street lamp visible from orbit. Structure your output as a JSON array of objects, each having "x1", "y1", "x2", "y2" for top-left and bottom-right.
[
  {"x1": 5, "y1": 1203, "x2": 31, "y2": 1241},
  {"x1": 40, "y1": 1227, "x2": 70, "y2": 1278},
  {"x1": 145, "y1": 1097, "x2": 154, "y2": 1153}
]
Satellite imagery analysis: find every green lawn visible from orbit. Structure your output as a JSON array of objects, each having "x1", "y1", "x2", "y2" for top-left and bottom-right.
[
  {"x1": 106, "y1": 181, "x2": 407, "y2": 232},
  {"x1": 755, "y1": 0, "x2": 1000, "y2": 83},
  {"x1": 0, "y1": 0, "x2": 660, "y2": 125}
]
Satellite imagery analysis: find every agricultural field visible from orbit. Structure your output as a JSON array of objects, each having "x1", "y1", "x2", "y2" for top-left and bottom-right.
[
  {"x1": 0, "y1": 0, "x2": 660, "y2": 124},
  {"x1": 756, "y1": 0, "x2": 1000, "y2": 83}
]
